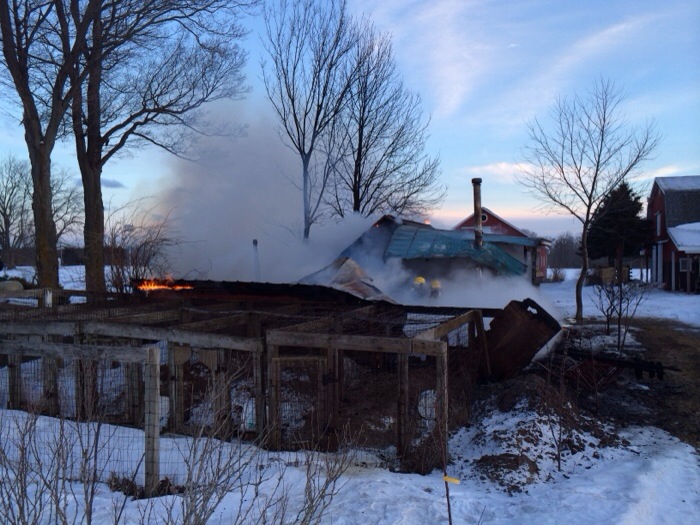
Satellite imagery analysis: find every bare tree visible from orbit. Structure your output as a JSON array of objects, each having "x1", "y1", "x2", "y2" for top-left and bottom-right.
[
  {"x1": 51, "y1": 166, "x2": 83, "y2": 247},
  {"x1": 329, "y1": 22, "x2": 444, "y2": 218},
  {"x1": 548, "y1": 232, "x2": 582, "y2": 269},
  {"x1": 0, "y1": 155, "x2": 33, "y2": 268},
  {"x1": 104, "y1": 199, "x2": 180, "y2": 293},
  {"x1": 262, "y1": 0, "x2": 359, "y2": 239},
  {"x1": 0, "y1": 0, "x2": 100, "y2": 288},
  {"x1": 0, "y1": 156, "x2": 82, "y2": 269},
  {"x1": 66, "y1": 1, "x2": 255, "y2": 295},
  {"x1": 518, "y1": 79, "x2": 659, "y2": 321}
]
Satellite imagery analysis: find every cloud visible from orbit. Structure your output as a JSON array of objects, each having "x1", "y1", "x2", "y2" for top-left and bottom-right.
[
  {"x1": 102, "y1": 178, "x2": 126, "y2": 189},
  {"x1": 455, "y1": 162, "x2": 528, "y2": 184}
]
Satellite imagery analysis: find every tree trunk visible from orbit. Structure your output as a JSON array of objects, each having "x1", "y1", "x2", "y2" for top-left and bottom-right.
[
  {"x1": 26, "y1": 138, "x2": 59, "y2": 289},
  {"x1": 82, "y1": 165, "x2": 106, "y2": 294},
  {"x1": 575, "y1": 227, "x2": 590, "y2": 322},
  {"x1": 302, "y1": 155, "x2": 311, "y2": 239},
  {"x1": 74, "y1": 14, "x2": 107, "y2": 295}
]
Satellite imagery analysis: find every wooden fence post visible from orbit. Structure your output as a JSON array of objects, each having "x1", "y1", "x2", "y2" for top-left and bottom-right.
[
  {"x1": 144, "y1": 345, "x2": 160, "y2": 496},
  {"x1": 168, "y1": 343, "x2": 189, "y2": 432},
  {"x1": 42, "y1": 355, "x2": 59, "y2": 415},
  {"x1": 8, "y1": 353, "x2": 22, "y2": 409},
  {"x1": 397, "y1": 352, "x2": 409, "y2": 457},
  {"x1": 254, "y1": 343, "x2": 265, "y2": 437},
  {"x1": 268, "y1": 346, "x2": 280, "y2": 450},
  {"x1": 127, "y1": 362, "x2": 144, "y2": 425},
  {"x1": 436, "y1": 345, "x2": 449, "y2": 458}
]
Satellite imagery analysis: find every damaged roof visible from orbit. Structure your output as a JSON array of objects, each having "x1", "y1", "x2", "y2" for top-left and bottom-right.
[{"x1": 384, "y1": 224, "x2": 527, "y2": 275}]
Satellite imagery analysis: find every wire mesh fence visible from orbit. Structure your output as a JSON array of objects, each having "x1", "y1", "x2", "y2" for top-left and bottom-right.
[{"x1": 0, "y1": 288, "x2": 487, "y2": 502}]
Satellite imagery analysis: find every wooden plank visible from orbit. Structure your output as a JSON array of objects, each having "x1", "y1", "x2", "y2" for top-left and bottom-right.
[
  {"x1": 266, "y1": 331, "x2": 414, "y2": 354},
  {"x1": 144, "y1": 346, "x2": 160, "y2": 496},
  {"x1": 411, "y1": 339, "x2": 447, "y2": 357},
  {"x1": 271, "y1": 356, "x2": 326, "y2": 364},
  {"x1": 0, "y1": 321, "x2": 78, "y2": 337},
  {"x1": 80, "y1": 321, "x2": 258, "y2": 352},
  {"x1": 0, "y1": 339, "x2": 148, "y2": 363},
  {"x1": 179, "y1": 313, "x2": 249, "y2": 332},
  {"x1": 111, "y1": 309, "x2": 182, "y2": 325}
]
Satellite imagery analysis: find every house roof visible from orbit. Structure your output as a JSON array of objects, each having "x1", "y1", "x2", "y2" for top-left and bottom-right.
[
  {"x1": 453, "y1": 206, "x2": 550, "y2": 246},
  {"x1": 655, "y1": 175, "x2": 700, "y2": 192},
  {"x1": 653, "y1": 175, "x2": 700, "y2": 228},
  {"x1": 667, "y1": 222, "x2": 700, "y2": 254},
  {"x1": 454, "y1": 207, "x2": 528, "y2": 236},
  {"x1": 384, "y1": 224, "x2": 527, "y2": 275}
]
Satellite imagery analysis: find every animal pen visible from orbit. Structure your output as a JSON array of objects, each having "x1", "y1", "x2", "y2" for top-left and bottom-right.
[{"x1": 0, "y1": 281, "x2": 558, "y2": 494}]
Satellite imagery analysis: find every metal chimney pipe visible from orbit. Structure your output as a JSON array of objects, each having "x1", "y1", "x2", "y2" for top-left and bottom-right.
[
  {"x1": 252, "y1": 239, "x2": 261, "y2": 281},
  {"x1": 472, "y1": 178, "x2": 483, "y2": 248}
]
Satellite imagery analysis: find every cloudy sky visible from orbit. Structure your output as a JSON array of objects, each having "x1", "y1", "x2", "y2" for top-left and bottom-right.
[
  {"x1": 1, "y1": 0, "x2": 698, "y2": 244},
  {"x1": 345, "y1": 0, "x2": 700, "y2": 233}
]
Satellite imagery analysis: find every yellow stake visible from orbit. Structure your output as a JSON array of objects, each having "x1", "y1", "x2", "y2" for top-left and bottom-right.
[{"x1": 443, "y1": 475, "x2": 460, "y2": 484}]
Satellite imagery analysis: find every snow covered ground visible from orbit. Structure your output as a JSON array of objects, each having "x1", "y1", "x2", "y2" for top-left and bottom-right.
[{"x1": 1, "y1": 266, "x2": 699, "y2": 524}]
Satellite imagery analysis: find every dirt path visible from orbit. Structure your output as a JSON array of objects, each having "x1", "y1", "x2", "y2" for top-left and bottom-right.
[
  {"x1": 578, "y1": 318, "x2": 700, "y2": 450},
  {"x1": 631, "y1": 318, "x2": 700, "y2": 449}
]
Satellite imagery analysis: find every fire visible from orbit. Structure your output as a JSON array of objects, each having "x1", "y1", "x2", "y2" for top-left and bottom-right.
[{"x1": 136, "y1": 279, "x2": 193, "y2": 292}]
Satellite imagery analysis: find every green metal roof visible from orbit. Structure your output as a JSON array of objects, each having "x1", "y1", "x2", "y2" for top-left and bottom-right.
[{"x1": 384, "y1": 225, "x2": 527, "y2": 275}]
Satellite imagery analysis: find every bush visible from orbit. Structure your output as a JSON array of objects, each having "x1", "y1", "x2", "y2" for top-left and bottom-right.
[{"x1": 549, "y1": 268, "x2": 565, "y2": 283}]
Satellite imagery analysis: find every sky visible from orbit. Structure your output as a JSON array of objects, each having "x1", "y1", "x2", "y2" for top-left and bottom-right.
[{"x1": 0, "y1": 0, "x2": 698, "y2": 252}]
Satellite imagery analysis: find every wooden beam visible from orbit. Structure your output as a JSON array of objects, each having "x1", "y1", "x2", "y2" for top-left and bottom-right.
[
  {"x1": 112, "y1": 309, "x2": 181, "y2": 325},
  {"x1": 0, "y1": 339, "x2": 148, "y2": 363},
  {"x1": 266, "y1": 331, "x2": 419, "y2": 354},
  {"x1": 0, "y1": 321, "x2": 78, "y2": 337},
  {"x1": 179, "y1": 313, "x2": 249, "y2": 332},
  {"x1": 411, "y1": 339, "x2": 446, "y2": 357},
  {"x1": 413, "y1": 310, "x2": 480, "y2": 341},
  {"x1": 79, "y1": 321, "x2": 259, "y2": 352}
]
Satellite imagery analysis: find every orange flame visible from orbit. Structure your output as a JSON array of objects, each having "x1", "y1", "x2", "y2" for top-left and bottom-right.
[{"x1": 137, "y1": 279, "x2": 193, "y2": 292}]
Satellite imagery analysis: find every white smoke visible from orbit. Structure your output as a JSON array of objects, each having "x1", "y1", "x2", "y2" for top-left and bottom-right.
[{"x1": 157, "y1": 100, "x2": 376, "y2": 282}]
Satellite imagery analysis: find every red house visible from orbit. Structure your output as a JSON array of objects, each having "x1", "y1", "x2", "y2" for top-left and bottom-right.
[
  {"x1": 647, "y1": 175, "x2": 700, "y2": 292},
  {"x1": 453, "y1": 206, "x2": 550, "y2": 284}
]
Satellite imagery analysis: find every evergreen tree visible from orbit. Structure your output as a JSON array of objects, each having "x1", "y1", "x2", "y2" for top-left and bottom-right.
[{"x1": 588, "y1": 182, "x2": 649, "y2": 265}]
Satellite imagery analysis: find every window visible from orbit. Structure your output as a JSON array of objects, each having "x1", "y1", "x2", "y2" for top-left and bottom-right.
[{"x1": 679, "y1": 257, "x2": 689, "y2": 272}]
